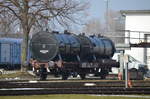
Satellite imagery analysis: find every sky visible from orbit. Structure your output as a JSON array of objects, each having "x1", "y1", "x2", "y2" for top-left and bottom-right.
[{"x1": 88, "y1": 0, "x2": 150, "y2": 19}]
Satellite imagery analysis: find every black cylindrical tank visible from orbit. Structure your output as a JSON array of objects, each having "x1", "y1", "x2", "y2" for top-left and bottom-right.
[
  {"x1": 30, "y1": 31, "x2": 80, "y2": 62},
  {"x1": 54, "y1": 32, "x2": 80, "y2": 55},
  {"x1": 88, "y1": 35, "x2": 115, "y2": 58},
  {"x1": 30, "y1": 31, "x2": 58, "y2": 62},
  {"x1": 74, "y1": 34, "x2": 93, "y2": 57}
]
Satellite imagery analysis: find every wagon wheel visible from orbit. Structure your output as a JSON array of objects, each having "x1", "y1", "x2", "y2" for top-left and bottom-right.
[
  {"x1": 80, "y1": 73, "x2": 86, "y2": 80},
  {"x1": 40, "y1": 73, "x2": 47, "y2": 80},
  {"x1": 100, "y1": 74, "x2": 106, "y2": 79},
  {"x1": 39, "y1": 65, "x2": 47, "y2": 80},
  {"x1": 100, "y1": 69, "x2": 108, "y2": 79},
  {"x1": 62, "y1": 70, "x2": 69, "y2": 80}
]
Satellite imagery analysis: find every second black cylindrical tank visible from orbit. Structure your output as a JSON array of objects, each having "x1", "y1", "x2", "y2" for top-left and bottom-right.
[{"x1": 89, "y1": 35, "x2": 115, "y2": 58}]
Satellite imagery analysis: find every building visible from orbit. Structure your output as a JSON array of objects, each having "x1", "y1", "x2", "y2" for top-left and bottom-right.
[{"x1": 121, "y1": 10, "x2": 150, "y2": 69}]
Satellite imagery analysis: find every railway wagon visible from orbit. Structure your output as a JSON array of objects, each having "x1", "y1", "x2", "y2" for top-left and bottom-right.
[
  {"x1": 30, "y1": 31, "x2": 119, "y2": 80},
  {"x1": 0, "y1": 38, "x2": 22, "y2": 69}
]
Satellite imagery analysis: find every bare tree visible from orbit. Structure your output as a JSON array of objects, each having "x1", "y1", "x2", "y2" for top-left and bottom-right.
[
  {"x1": 0, "y1": 13, "x2": 16, "y2": 33},
  {"x1": 105, "y1": 10, "x2": 124, "y2": 32},
  {"x1": 104, "y1": 10, "x2": 125, "y2": 44},
  {"x1": 82, "y1": 18, "x2": 103, "y2": 35},
  {"x1": 0, "y1": 0, "x2": 88, "y2": 71},
  {"x1": 82, "y1": 10, "x2": 125, "y2": 44}
]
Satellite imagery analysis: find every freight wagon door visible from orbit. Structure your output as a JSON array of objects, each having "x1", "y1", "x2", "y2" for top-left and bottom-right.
[
  {"x1": 144, "y1": 34, "x2": 150, "y2": 69},
  {"x1": 0, "y1": 43, "x2": 10, "y2": 64}
]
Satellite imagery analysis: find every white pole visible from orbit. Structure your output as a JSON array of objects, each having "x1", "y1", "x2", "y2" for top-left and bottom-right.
[
  {"x1": 125, "y1": 62, "x2": 128, "y2": 88},
  {"x1": 119, "y1": 51, "x2": 124, "y2": 79},
  {"x1": 124, "y1": 55, "x2": 129, "y2": 88}
]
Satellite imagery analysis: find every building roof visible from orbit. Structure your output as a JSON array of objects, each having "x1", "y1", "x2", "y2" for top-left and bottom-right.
[
  {"x1": 0, "y1": 38, "x2": 22, "y2": 44},
  {"x1": 120, "y1": 10, "x2": 150, "y2": 16}
]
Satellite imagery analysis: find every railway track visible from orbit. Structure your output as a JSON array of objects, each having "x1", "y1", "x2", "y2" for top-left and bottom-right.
[{"x1": 0, "y1": 80, "x2": 150, "y2": 95}]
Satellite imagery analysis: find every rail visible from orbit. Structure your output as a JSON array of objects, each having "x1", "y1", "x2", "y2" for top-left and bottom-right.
[{"x1": 1, "y1": 80, "x2": 150, "y2": 95}]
